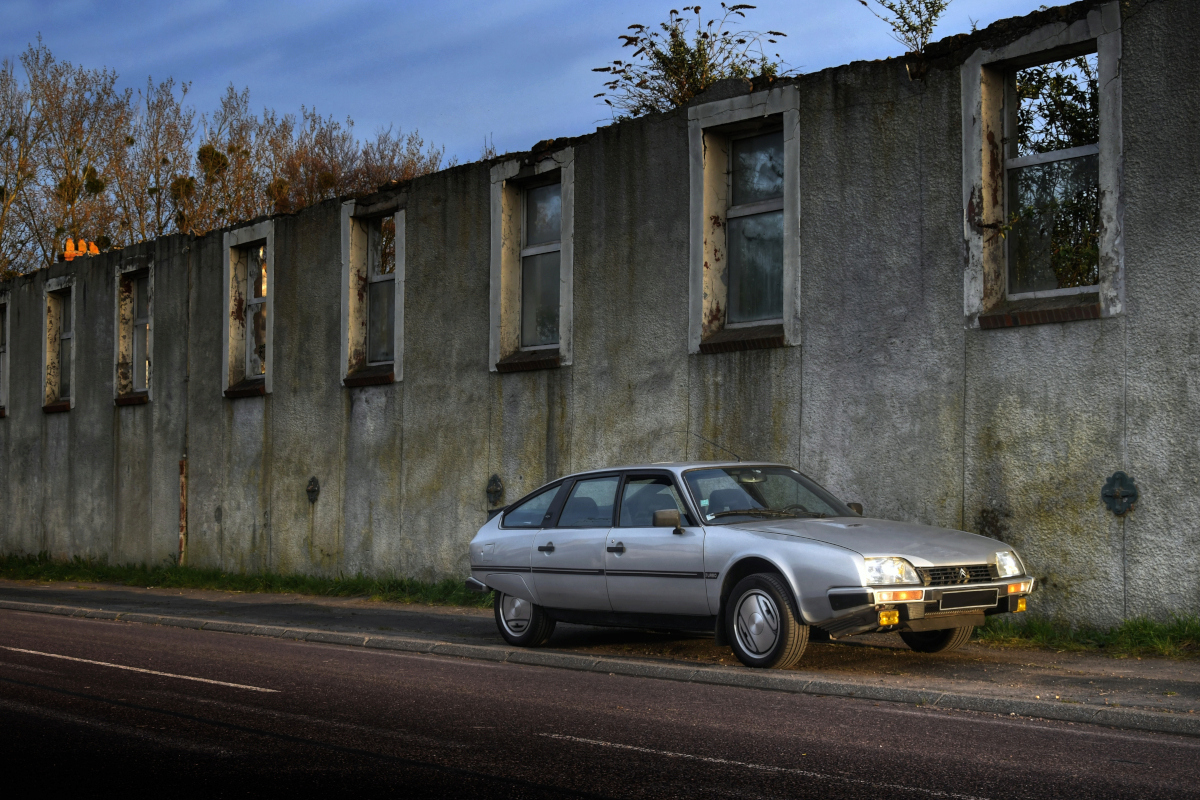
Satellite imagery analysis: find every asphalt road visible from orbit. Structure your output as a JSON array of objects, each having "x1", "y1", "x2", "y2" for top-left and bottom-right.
[{"x1": 1, "y1": 610, "x2": 1196, "y2": 799}]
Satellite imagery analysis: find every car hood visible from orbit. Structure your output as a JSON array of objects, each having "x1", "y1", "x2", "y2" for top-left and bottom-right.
[{"x1": 734, "y1": 517, "x2": 1008, "y2": 567}]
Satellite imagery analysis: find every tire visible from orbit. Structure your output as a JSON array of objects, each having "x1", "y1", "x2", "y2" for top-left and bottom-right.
[
  {"x1": 493, "y1": 591, "x2": 556, "y2": 647},
  {"x1": 900, "y1": 625, "x2": 974, "y2": 653},
  {"x1": 725, "y1": 573, "x2": 808, "y2": 669}
]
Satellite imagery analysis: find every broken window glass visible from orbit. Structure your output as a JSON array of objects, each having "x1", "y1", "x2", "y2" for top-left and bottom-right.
[
  {"x1": 525, "y1": 184, "x2": 561, "y2": 247},
  {"x1": 728, "y1": 131, "x2": 785, "y2": 323},
  {"x1": 1007, "y1": 54, "x2": 1100, "y2": 296},
  {"x1": 731, "y1": 131, "x2": 784, "y2": 206},
  {"x1": 367, "y1": 278, "x2": 394, "y2": 363},
  {"x1": 520, "y1": 183, "x2": 562, "y2": 348},
  {"x1": 248, "y1": 305, "x2": 267, "y2": 376},
  {"x1": 250, "y1": 245, "x2": 267, "y2": 299},
  {"x1": 521, "y1": 250, "x2": 560, "y2": 347}
]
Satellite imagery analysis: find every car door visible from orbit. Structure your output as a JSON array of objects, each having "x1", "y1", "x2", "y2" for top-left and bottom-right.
[
  {"x1": 604, "y1": 473, "x2": 709, "y2": 616},
  {"x1": 530, "y1": 475, "x2": 619, "y2": 610}
]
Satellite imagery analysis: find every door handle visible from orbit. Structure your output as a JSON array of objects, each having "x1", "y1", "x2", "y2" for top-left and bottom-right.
[
  {"x1": 606, "y1": 543, "x2": 625, "y2": 554},
  {"x1": 537, "y1": 543, "x2": 555, "y2": 553}
]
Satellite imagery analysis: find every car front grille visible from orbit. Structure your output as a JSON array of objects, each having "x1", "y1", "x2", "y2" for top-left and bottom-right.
[{"x1": 916, "y1": 564, "x2": 995, "y2": 587}]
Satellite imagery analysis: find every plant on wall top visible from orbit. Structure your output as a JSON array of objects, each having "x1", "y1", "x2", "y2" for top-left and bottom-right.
[{"x1": 594, "y1": 4, "x2": 789, "y2": 119}]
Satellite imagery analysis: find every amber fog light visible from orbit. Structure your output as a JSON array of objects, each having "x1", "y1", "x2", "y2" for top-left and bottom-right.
[
  {"x1": 1007, "y1": 581, "x2": 1031, "y2": 594},
  {"x1": 878, "y1": 610, "x2": 900, "y2": 626},
  {"x1": 875, "y1": 589, "x2": 923, "y2": 603},
  {"x1": 1015, "y1": 598, "x2": 1027, "y2": 612}
]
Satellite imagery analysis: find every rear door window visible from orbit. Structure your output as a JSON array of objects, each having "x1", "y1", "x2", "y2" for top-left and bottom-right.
[
  {"x1": 502, "y1": 484, "x2": 561, "y2": 528},
  {"x1": 556, "y1": 476, "x2": 619, "y2": 528}
]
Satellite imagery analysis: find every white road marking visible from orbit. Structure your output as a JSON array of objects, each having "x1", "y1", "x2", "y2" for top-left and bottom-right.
[
  {"x1": 539, "y1": 733, "x2": 990, "y2": 800},
  {"x1": 0, "y1": 646, "x2": 278, "y2": 693}
]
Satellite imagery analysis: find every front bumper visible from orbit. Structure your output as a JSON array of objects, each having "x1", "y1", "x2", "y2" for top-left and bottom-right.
[{"x1": 821, "y1": 576, "x2": 1035, "y2": 638}]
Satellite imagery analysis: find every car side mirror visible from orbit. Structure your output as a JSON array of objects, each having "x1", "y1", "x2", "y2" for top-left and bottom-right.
[
  {"x1": 653, "y1": 509, "x2": 684, "y2": 534},
  {"x1": 847, "y1": 502, "x2": 863, "y2": 516}
]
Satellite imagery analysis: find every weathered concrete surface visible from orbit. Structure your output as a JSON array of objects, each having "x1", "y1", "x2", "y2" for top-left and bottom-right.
[{"x1": 1, "y1": 1, "x2": 1197, "y2": 627}]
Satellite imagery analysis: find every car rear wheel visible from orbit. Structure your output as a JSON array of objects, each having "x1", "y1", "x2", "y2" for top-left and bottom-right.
[
  {"x1": 900, "y1": 625, "x2": 974, "y2": 653},
  {"x1": 493, "y1": 592, "x2": 556, "y2": 647},
  {"x1": 725, "y1": 573, "x2": 808, "y2": 669}
]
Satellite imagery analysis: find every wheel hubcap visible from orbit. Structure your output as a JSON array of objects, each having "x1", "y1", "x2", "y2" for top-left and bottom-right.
[
  {"x1": 500, "y1": 594, "x2": 531, "y2": 634},
  {"x1": 734, "y1": 590, "x2": 780, "y2": 656}
]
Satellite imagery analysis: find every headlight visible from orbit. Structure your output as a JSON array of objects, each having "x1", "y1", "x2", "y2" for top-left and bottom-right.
[
  {"x1": 864, "y1": 557, "x2": 920, "y2": 585},
  {"x1": 993, "y1": 550, "x2": 1021, "y2": 578}
]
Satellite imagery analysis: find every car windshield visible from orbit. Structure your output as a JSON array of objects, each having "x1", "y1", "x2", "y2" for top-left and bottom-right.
[{"x1": 683, "y1": 466, "x2": 854, "y2": 524}]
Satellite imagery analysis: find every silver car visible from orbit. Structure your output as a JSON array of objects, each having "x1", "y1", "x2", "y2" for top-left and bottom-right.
[{"x1": 465, "y1": 463, "x2": 1034, "y2": 669}]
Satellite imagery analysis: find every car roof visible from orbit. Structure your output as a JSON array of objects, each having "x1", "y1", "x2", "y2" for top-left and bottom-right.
[{"x1": 561, "y1": 461, "x2": 792, "y2": 478}]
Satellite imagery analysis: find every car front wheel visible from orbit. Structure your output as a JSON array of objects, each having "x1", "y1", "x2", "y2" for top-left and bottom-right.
[
  {"x1": 493, "y1": 591, "x2": 556, "y2": 647},
  {"x1": 899, "y1": 625, "x2": 974, "y2": 653},
  {"x1": 725, "y1": 573, "x2": 808, "y2": 669}
]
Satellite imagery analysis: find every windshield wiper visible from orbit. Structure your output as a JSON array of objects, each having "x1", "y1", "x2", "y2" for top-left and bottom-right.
[{"x1": 707, "y1": 508, "x2": 799, "y2": 519}]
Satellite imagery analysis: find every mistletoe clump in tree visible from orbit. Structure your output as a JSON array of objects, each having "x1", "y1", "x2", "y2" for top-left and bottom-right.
[{"x1": 593, "y1": 4, "x2": 788, "y2": 119}]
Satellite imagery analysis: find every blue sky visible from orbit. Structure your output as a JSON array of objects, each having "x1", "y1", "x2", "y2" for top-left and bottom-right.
[{"x1": 3, "y1": 0, "x2": 1043, "y2": 163}]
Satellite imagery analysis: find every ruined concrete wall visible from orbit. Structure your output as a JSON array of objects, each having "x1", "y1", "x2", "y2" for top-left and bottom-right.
[
  {"x1": 0, "y1": 0, "x2": 1195, "y2": 626},
  {"x1": 1119, "y1": 0, "x2": 1200, "y2": 619},
  {"x1": 0, "y1": 238, "x2": 188, "y2": 565}
]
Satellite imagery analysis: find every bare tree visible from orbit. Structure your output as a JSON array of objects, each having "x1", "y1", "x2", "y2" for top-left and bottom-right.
[
  {"x1": 0, "y1": 58, "x2": 42, "y2": 276},
  {"x1": 110, "y1": 77, "x2": 195, "y2": 245},
  {"x1": 20, "y1": 41, "x2": 130, "y2": 266}
]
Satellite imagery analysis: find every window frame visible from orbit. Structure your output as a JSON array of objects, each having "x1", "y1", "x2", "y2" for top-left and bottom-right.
[
  {"x1": 688, "y1": 85, "x2": 801, "y2": 353},
  {"x1": 1002, "y1": 50, "x2": 1101, "y2": 302},
  {"x1": 114, "y1": 259, "x2": 153, "y2": 403},
  {"x1": 222, "y1": 220, "x2": 274, "y2": 397},
  {"x1": 42, "y1": 275, "x2": 75, "y2": 411},
  {"x1": 243, "y1": 242, "x2": 268, "y2": 379},
  {"x1": 518, "y1": 176, "x2": 563, "y2": 352},
  {"x1": 724, "y1": 127, "x2": 786, "y2": 329},
  {"x1": 340, "y1": 198, "x2": 405, "y2": 385},
  {"x1": 961, "y1": 2, "x2": 1122, "y2": 327},
  {"x1": 488, "y1": 147, "x2": 575, "y2": 372}
]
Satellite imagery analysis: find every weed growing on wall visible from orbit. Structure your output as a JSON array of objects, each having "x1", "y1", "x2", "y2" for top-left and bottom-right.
[{"x1": 593, "y1": 4, "x2": 789, "y2": 118}]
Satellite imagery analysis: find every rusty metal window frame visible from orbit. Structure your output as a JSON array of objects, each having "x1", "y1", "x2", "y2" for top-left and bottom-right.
[
  {"x1": 724, "y1": 127, "x2": 785, "y2": 329},
  {"x1": 519, "y1": 176, "x2": 562, "y2": 352},
  {"x1": 1002, "y1": 49, "x2": 1100, "y2": 302}
]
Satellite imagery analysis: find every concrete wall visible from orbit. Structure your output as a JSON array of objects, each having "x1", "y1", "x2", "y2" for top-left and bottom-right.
[{"x1": 0, "y1": 0, "x2": 1195, "y2": 625}]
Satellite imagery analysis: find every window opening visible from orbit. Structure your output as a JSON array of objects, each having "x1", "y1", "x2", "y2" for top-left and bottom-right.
[
  {"x1": 367, "y1": 216, "x2": 396, "y2": 365},
  {"x1": 56, "y1": 289, "x2": 72, "y2": 401},
  {"x1": 245, "y1": 244, "x2": 267, "y2": 377},
  {"x1": 520, "y1": 182, "x2": 561, "y2": 349},
  {"x1": 726, "y1": 130, "x2": 784, "y2": 325},
  {"x1": 1005, "y1": 53, "x2": 1099, "y2": 298},
  {"x1": 132, "y1": 274, "x2": 150, "y2": 392}
]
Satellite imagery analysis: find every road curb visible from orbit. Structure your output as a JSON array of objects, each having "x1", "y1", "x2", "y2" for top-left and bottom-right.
[{"x1": 3, "y1": 597, "x2": 1197, "y2": 737}]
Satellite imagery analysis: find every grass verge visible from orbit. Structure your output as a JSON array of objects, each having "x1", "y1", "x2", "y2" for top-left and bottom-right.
[
  {"x1": 977, "y1": 613, "x2": 1200, "y2": 658},
  {"x1": 0, "y1": 553, "x2": 493, "y2": 609}
]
